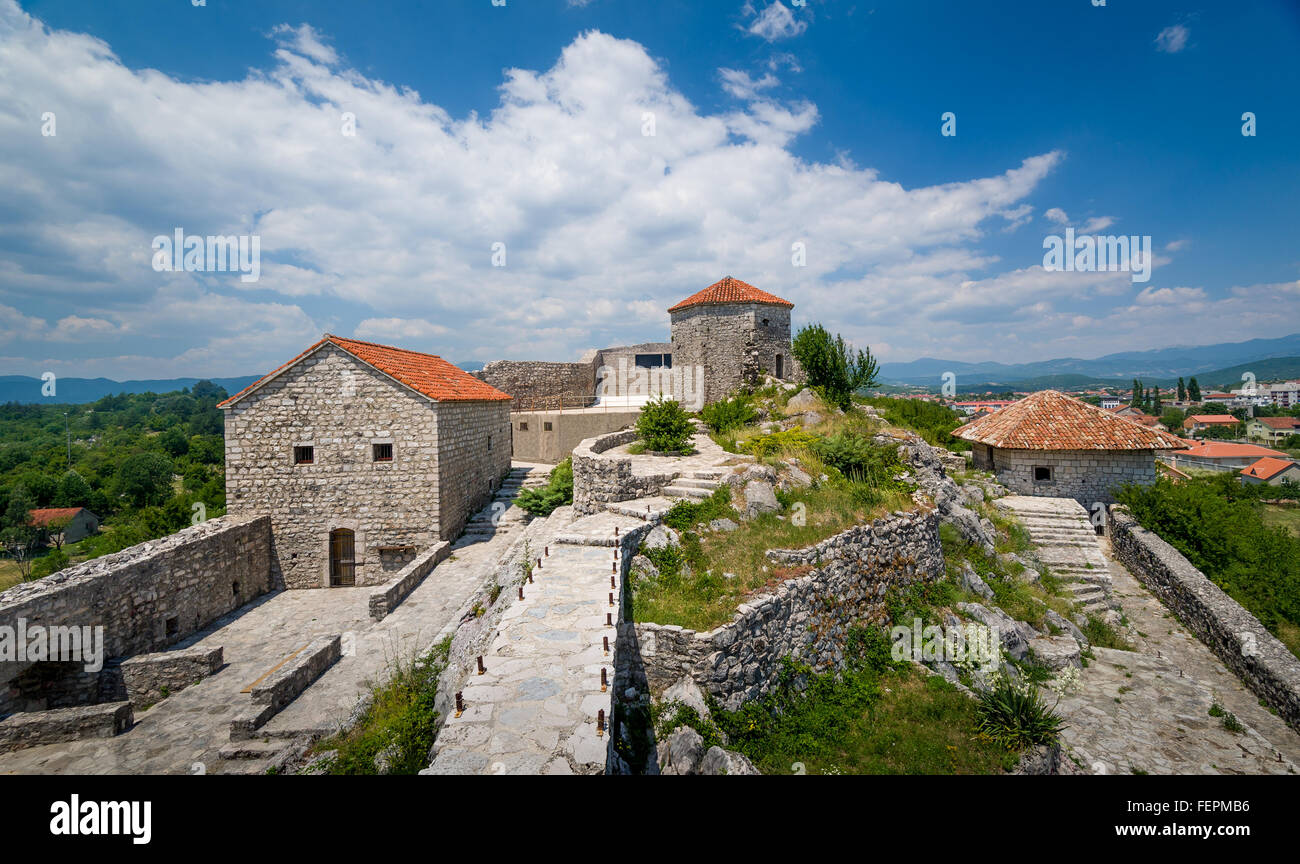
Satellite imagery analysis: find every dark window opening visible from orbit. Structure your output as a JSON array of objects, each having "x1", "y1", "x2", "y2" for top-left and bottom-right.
[
  {"x1": 544, "y1": 422, "x2": 553, "y2": 432},
  {"x1": 232, "y1": 581, "x2": 240, "y2": 598},
  {"x1": 165, "y1": 616, "x2": 179, "y2": 637},
  {"x1": 293, "y1": 445, "x2": 314, "y2": 465},
  {"x1": 373, "y1": 442, "x2": 393, "y2": 462},
  {"x1": 635, "y1": 353, "x2": 672, "y2": 369},
  {"x1": 776, "y1": 354, "x2": 784, "y2": 379},
  {"x1": 519, "y1": 422, "x2": 528, "y2": 431},
  {"x1": 1033, "y1": 466, "x2": 1053, "y2": 482}
]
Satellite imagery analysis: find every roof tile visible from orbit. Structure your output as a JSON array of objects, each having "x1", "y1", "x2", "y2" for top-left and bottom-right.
[
  {"x1": 667, "y1": 276, "x2": 793, "y2": 313},
  {"x1": 953, "y1": 390, "x2": 1187, "y2": 451}
]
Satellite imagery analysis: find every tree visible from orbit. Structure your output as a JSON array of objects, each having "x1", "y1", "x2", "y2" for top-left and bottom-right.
[
  {"x1": 191, "y1": 379, "x2": 227, "y2": 404},
  {"x1": 160, "y1": 426, "x2": 190, "y2": 458},
  {"x1": 1131, "y1": 379, "x2": 1144, "y2": 409},
  {"x1": 115, "y1": 452, "x2": 175, "y2": 508},
  {"x1": 791, "y1": 324, "x2": 880, "y2": 410},
  {"x1": 1177, "y1": 377, "x2": 1187, "y2": 402},
  {"x1": 1151, "y1": 386, "x2": 1162, "y2": 415},
  {"x1": 3, "y1": 484, "x2": 34, "y2": 532},
  {"x1": 54, "y1": 469, "x2": 92, "y2": 509},
  {"x1": 1188, "y1": 377, "x2": 1202, "y2": 403}
]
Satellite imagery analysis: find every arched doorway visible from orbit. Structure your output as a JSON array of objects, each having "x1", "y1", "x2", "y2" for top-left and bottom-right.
[{"x1": 329, "y1": 528, "x2": 356, "y2": 587}]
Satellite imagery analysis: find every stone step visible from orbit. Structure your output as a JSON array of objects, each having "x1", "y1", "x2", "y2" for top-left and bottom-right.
[
  {"x1": 671, "y1": 478, "x2": 719, "y2": 490},
  {"x1": 663, "y1": 485, "x2": 713, "y2": 500},
  {"x1": 218, "y1": 739, "x2": 292, "y2": 761},
  {"x1": 605, "y1": 497, "x2": 673, "y2": 521},
  {"x1": 692, "y1": 469, "x2": 728, "y2": 480}
]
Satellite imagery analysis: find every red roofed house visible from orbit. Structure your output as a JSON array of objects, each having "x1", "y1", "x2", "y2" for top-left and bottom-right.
[
  {"x1": 668, "y1": 276, "x2": 803, "y2": 405},
  {"x1": 1183, "y1": 414, "x2": 1240, "y2": 436},
  {"x1": 1240, "y1": 456, "x2": 1300, "y2": 487},
  {"x1": 953, "y1": 390, "x2": 1187, "y2": 503},
  {"x1": 28, "y1": 507, "x2": 99, "y2": 544},
  {"x1": 220, "y1": 335, "x2": 513, "y2": 589},
  {"x1": 1167, "y1": 441, "x2": 1288, "y2": 471},
  {"x1": 1245, "y1": 415, "x2": 1300, "y2": 444}
]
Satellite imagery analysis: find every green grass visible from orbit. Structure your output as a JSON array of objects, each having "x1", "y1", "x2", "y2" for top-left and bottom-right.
[
  {"x1": 1262, "y1": 504, "x2": 1300, "y2": 537},
  {"x1": 632, "y1": 481, "x2": 915, "y2": 631},
  {"x1": 706, "y1": 630, "x2": 1019, "y2": 775},
  {"x1": 309, "y1": 638, "x2": 451, "y2": 774}
]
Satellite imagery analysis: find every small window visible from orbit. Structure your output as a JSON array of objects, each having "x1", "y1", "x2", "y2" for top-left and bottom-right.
[
  {"x1": 1033, "y1": 466, "x2": 1053, "y2": 482},
  {"x1": 373, "y1": 443, "x2": 393, "y2": 462},
  {"x1": 165, "y1": 616, "x2": 179, "y2": 637},
  {"x1": 294, "y1": 445, "x2": 314, "y2": 465},
  {"x1": 488, "y1": 435, "x2": 492, "y2": 451},
  {"x1": 519, "y1": 422, "x2": 529, "y2": 431},
  {"x1": 544, "y1": 422, "x2": 553, "y2": 432},
  {"x1": 762, "y1": 318, "x2": 769, "y2": 326}
]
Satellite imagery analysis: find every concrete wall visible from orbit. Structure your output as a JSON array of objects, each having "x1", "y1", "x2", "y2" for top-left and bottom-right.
[
  {"x1": 511, "y1": 410, "x2": 640, "y2": 464},
  {"x1": 472, "y1": 359, "x2": 597, "y2": 410},
  {"x1": 988, "y1": 447, "x2": 1155, "y2": 505},
  {"x1": 0, "y1": 515, "x2": 271, "y2": 714},
  {"x1": 622, "y1": 509, "x2": 943, "y2": 710},
  {"x1": 1109, "y1": 506, "x2": 1300, "y2": 733},
  {"x1": 670, "y1": 302, "x2": 800, "y2": 405}
]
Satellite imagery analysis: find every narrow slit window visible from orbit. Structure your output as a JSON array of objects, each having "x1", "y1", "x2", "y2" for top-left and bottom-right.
[
  {"x1": 373, "y1": 443, "x2": 393, "y2": 462},
  {"x1": 293, "y1": 445, "x2": 314, "y2": 465}
]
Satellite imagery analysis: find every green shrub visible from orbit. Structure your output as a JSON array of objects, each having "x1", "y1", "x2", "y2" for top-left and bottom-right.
[
  {"x1": 739, "y1": 428, "x2": 819, "y2": 459},
  {"x1": 700, "y1": 394, "x2": 758, "y2": 434},
  {"x1": 636, "y1": 398, "x2": 695, "y2": 453},
  {"x1": 974, "y1": 673, "x2": 1065, "y2": 749},
  {"x1": 514, "y1": 458, "x2": 573, "y2": 517},
  {"x1": 661, "y1": 488, "x2": 736, "y2": 532},
  {"x1": 860, "y1": 396, "x2": 969, "y2": 451},
  {"x1": 791, "y1": 323, "x2": 879, "y2": 410}
]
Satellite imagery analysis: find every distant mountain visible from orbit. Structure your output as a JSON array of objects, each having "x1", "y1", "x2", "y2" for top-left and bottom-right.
[
  {"x1": 879, "y1": 333, "x2": 1300, "y2": 387},
  {"x1": 0, "y1": 375, "x2": 261, "y2": 405}
]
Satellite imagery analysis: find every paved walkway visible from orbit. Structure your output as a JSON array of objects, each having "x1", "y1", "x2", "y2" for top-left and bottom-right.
[
  {"x1": 0, "y1": 465, "x2": 548, "y2": 775},
  {"x1": 997, "y1": 496, "x2": 1299, "y2": 775},
  {"x1": 426, "y1": 507, "x2": 645, "y2": 775}
]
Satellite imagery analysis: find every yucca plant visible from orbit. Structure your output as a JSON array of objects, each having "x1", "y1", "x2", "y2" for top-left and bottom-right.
[{"x1": 975, "y1": 673, "x2": 1066, "y2": 749}]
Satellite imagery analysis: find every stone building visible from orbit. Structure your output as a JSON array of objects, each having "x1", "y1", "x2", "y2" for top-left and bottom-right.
[
  {"x1": 669, "y1": 276, "x2": 802, "y2": 406},
  {"x1": 221, "y1": 335, "x2": 512, "y2": 590},
  {"x1": 953, "y1": 390, "x2": 1187, "y2": 505}
]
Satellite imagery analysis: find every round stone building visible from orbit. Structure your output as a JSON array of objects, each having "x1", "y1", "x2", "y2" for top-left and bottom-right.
[{"x1": 668, "y1": 276, "x2": 802, "y2": 405}]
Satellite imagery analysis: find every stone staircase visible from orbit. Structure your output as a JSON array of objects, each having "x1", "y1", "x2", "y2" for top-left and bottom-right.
[
  {"x1": 661, "y1": 468, "x2": 728, "y2": 501},
  {"x1": 461, "y1": 465, "x2": 551, "y2": 539},
  {"x1": 994, "y1": 496, "x2": 1116, "y2": 617}
]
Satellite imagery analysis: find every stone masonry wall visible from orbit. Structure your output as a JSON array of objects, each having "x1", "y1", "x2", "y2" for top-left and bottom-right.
[
  {"x1": 571, "y1": 429, "x2": 676, "y2": 516},
  {"x1": 1109, "y1": 506, "x2": 1300, "y2": 733},
  {"x1": 670, "y1": 302, "x2": 801, "y2": 405},
  {"x1": 472, "y1": 359, "x2": 597, "y2": 410},
  {"x1": 0, "y1": 515, "x2": 271, "y2": 715},
  {"x1": 225, "y1": 343, "x2": 506, "y2": 588},
  {"x1": 993, "y1": 447, "x2": 1155, "y2": 505},
  {"x1": 626, "y1": 508, "x2": 943, "y2": 710}
]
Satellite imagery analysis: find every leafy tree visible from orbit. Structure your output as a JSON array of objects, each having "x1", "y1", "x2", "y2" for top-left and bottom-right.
[
  {"x1": 791, "y1": 324, "x2": 880, "y2": 410},
  {"x1": 1177, "y1": 377, "x2": 1187, "y2": 402},
  {"x1": 54, "y1": 470, "x2": 93, "y2": 509},
  {"x1": 1188, "y1": 377, "x2": 1202, "y2": 403},
  {"x1": 636, "y1": 398, "x2": 695, "y2": 452},
  {"x1": 3, "y1": 484, "x2": 34, "y2": 531},
  {"x1": 115, "y1": 452, "x2": 175, "y2": 508},
  {"x1": 191, "y1": 380, "x2": 227, "y2": 404}
]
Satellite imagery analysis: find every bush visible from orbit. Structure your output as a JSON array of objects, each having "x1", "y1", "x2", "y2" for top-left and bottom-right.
[
  {"x1": 700, "y1": 394, "x2": 758, "y2": 434},
  {"x1": 661, "y1": 488, "x2": 736, "y2": 532},
  {"x1": 861, "y1": 396, "x2": 969, "y2": 451},
  {"x1": 739, "y1": 428, "x2": 819, "y2": 459},
  {"x1": 636, "y1": 398, "x2": 694, "y2": 453},
  {"x1": 791, "y1": 323, "x2": 879, "y2": 410},
  {"x1": 974, "y1": 673, "x2": 1065, "y2": 749},
  {"x1": 514, "y1": 458, "x2": 573, "y2": 517}
]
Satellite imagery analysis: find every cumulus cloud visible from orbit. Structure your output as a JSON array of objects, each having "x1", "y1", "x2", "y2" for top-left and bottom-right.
[
  {"x1": 745, "y1": 2, "x2": 808, "y2": 42},
  {"x1": 0, "y1": 0, "x2": 1102, "y2": 376},
  {"x1": 1155, "y1": 24, "x2": 1190, "y2": 54},
  {"x1": 719, "y1": 67, "x2": 780, "y2": 100}
]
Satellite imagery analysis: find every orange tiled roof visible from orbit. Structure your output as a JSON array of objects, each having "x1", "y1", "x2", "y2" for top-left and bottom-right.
[
  {"x1": 1184, "y1": 414, "x2": 1238, "y2": 424},
  {"x1": 952, "y1": 390, "x2": 1188, "y2": 451},
  {"x1": 28, "y1": 507, "x2": 88, "y2": 526},
  {"x1": 1241, "y1": 456, "x2": 1299, "y2": 481},
  {"x1": 218, "y1": 335, "x2": 511, "y2": 407},
  {"x1": 668, "y1": 276, "x2": 793, "y2": 313},
  {"x1": 1255, "y1": 416, "x2": 1300, "y2": 430},
  {"x1": 1178, "y1": 441, "x2": 1286, "y2": 460}
]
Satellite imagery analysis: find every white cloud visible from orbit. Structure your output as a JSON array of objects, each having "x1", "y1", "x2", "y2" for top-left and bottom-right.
[
  {"x1": 1155, "y1": 24, "x2": 1190, "y2": 54},
  {"x1": 719, "y1": 67, "x2": 780, "y2": 100},
  {"x1": 1079, "y1": 215, "x2": 1115, "y2": 233},
  {"x1": 746, "y1": 2, "x2": 808, "y2": 42},
  {"x1": 354, "y1": 317, "x2": 450, "y2": 343},
  {"x1": 1044, "y1": 208, "x2": 1069, "y2": 224}
]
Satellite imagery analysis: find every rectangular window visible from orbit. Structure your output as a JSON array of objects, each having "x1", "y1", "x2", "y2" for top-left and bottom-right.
[
  {"x1": 519, "y1": 422, "x2": 529, "y2": 431},
  {"x1": 293, "y1": 445, "x2": 314, "y2": 465},
  {"x1": 373, "y1": 443, "x2": 393, "y2": 462},
  {"x1": 544, "y1": 422, "x2": 553, "y2": 432},
  {"x1": 1033, "y1": 466, "x2": 1053, "y2": 482}
]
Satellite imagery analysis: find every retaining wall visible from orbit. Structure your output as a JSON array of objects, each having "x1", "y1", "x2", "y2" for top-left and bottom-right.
[
  {"x1": 1109, "y1": 505, "x2": 1300, "y2": 733},
  {"x1": 571, "y1": 429, "x2": 676, "y2": 516}
]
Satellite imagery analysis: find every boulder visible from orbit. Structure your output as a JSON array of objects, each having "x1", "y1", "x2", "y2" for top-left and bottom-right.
[
  {"x1": 662, "y1": 676, "x2": 711, "y2": 721},
  {"x1": 958, "y1": 562, "x2": 994, "y2": 601},
  {"x1": 957, "y1": 602, "x2": 1036, "y2": 661},
  {"x1": 1045, "y1": 609, "x2": 1089, "y2": 649},
  {"x1": 643, "y1": 524, "x2": 680, "y2": 551},
  {"x1": 630, "y1": 554, "x2": 659, "y2": 584},
  {"x1": 708, "y1": 518, "x2": 739, "y2": 533},
  {"x1": 662, "y1": 726, "x2": 705, "y2": 775},
  {"x1": 800, "y1": 410, "x2": 824, "y2": 427},
  {"x1": 697, "y1": 746, "x2": 761, "y2": 776},
  {"x1": 743, "y1": 480, "x2": 780, "y2": 518},
  {"x1": 786, "y1": 388, "x2": 818, "y2": 413},
  {"x1": 1027, "y1": 635, "x2": 1082, "y2": 671}
]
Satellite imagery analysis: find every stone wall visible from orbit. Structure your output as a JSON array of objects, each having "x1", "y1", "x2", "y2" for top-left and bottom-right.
[
  {"x1": 472, "y1": 359, "x2": 597, "y2": 410},
  {"x1": 990, "y1": 447, "x2": 1155, "y2": 505},
  {"x1": 368, "y1": 541, "x2": 452, "y2": 621},
  {"x1": 1108, "y1": 506, "x2": 1300, "y2": 733},
  {"x1": 625, "y1": 508, "x2": 944, "y2": 709},
  {"x1": 0, "y1": 702, "x2": 132, "y2": 754},
  {"x1": 670, "y1": 302, "x2": 801, "y2": 405},
  {"x1": 0, "y1": 515, "x2": 271, "y2": 714},
  {"x1": 570, "y1": 429, "x2": 676, "y2": 516},
  {"x1": 225, "y1": 342, "x2": 508, "y2": 588},
  {"x1": 120, "y1": 646, "x2": 223, "y2": 709}
]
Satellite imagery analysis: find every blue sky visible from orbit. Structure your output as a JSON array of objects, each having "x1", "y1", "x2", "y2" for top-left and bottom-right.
[{"x1": 2, "y1": 0, "x2": 1298, "y2": 380}]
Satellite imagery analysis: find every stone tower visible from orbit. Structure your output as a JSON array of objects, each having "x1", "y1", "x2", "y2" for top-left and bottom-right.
[{"x1": 669, "y1": 276, "x2": 800, "y2": 406}]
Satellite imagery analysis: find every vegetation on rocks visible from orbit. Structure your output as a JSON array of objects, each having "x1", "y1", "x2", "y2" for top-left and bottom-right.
[
  {"x1": 857, "y1": 395, "x2": 970, "y2": 451},
  {"x1": 514, "y1": 457, "x2": 573, "y2": 516}
]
